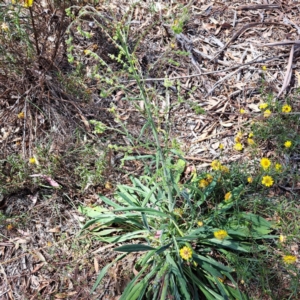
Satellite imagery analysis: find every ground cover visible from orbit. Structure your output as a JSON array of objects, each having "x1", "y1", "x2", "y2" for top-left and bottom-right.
[{"x1": 0, "y1": 0, "x2": 299, "y2": 299}]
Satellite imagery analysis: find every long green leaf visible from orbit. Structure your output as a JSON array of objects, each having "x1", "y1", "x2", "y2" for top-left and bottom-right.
[
  {"x1": 91, "y1": 253, "x2": 127, "y2": 293},
  {"x1": 204, "y1": 238, "x2": 249, "y2": 252},
  {"x1": 99, "y1": 195, "x2": 123, "y2": 208},
  {"x1": 114, "y1": 244, "x2": 156, "y2": 252},
  {"x1": 113, "y1": 207, "x2": 168, "y2": 217}
]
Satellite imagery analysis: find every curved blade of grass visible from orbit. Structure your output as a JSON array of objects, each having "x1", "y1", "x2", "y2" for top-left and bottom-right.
[
  {"x1": 155, "y1": 242, "x2": 172, "y2": 255},
  {"x1": 166, "y1": 254, "x2": 191, "y2": 299},
  {"x1": 99, "y1": 194, "x2": 124, "y2": 208},
  {"x1": 114, "y1": 244, "x2": 156, "y2": 252},
  {"x1": 120, "y1": 264, "x2": 160, "y2": 300},
  {"x1": 100, "y1": 230, "x2": 147, "y2": 243},
  {"x1": 204, "y1": 238, "x2": 249, "y2": 252},
  {"x1": 193, "y1": 254, "x2": 232, "y2": 272},
  {"x1": 113, "y1": 207, "x2": 168, "y2": 217},
  {"x1": 91, "y1": 253, "x2": 127, "y2": 293}
]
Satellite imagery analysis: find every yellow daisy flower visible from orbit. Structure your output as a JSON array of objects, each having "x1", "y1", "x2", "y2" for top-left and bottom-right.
[
  {"x1": 234, "y1": 132, "x2": 243, "y2": 143},
  {"x1": 199, "y1": 179, "x2": 209, "y2": 189},
  {"x1": 179, "y1": 246, "x2": 193, "y2": 260},
  {"x1": 283, "y1": 255, "x2": 297, "y2": 265},
  {"x1": 197, "y1": 221, "x2": 203, "y2": 227},
  {"x1": 221, "y1": 165, "x2": 229, "y2": 173},
  {"x1": 247, "y1": 177, "x2": 253, "y2": 183},
  {"x1": 260, "y1": 158, "x2": 271, "y2": 170},
  {"x1": 234, "y1": 143, "x2": 243, "y2": 151},
  {"x1": 275, "y1": 163, "x2": 282, "y2": 172},
  {"x1": 214, "y1": 230, "x2": 228, "y2": 240},
  {"x1": 24, "y1": 0, "x2": 34, "y2": 8},
  {"x1": 248, "y1": 132, "x2": 254, "y2": 138},
  {"x1": 264, "y1": 109, "x2": 271, "y2": 118},
  {"x1": 259, "y1": 103, "x2": 268, "y2": 110},
  {"x1": 1, "y1": 22, "x2": 9, "y2": 31},
  {"x1": 247, "y1": 138, "x2": 255, "y2": 145},
  {"x1": 211, "y1": 160, "x2": 222, "y2": 170},
  {"x1": 279, "y1": 235, "x2": 286, "y2": 243},
  {"x1": 240, "y1": 108, "x2": 246, "y2": 114},
  {"x1": 262, "y1": 175, "x2": 274, "y2": 187},
  {"x1": 29, "y1": 157, "x2": 36, "y2": 164},
  {"x1": 219, "y1": 144, "x2": 224, "y2": 150},
  {"x1": 18, "y1": 111, "x2": 25, "y2": 119},
  {"x1": 206, "y1": 174, "x2": 213, "y2": 183},
  {"x1": 261, "y1": 66, "x2": 267, "y2": 71},
  {"x1": 284, "y1": 141, "x2": 292, "y2": 148},
  {"x1": 224, "y1": 192, "x2": 232, "y2": 202},
  {"x1": 282, "y1": 104, "x2": 292, "y2": 113}
]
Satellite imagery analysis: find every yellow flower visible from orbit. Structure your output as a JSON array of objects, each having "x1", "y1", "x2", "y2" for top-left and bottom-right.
[
  {"x1": 211, "y1": 160, "x2": 222, "y2": 170},
  {"x1": 248, "y1": 132, "x2": 254, "y2": 138},
  {"x1": 282, "y1": 104, "x2": 292, "y2": 113},
  {"x1": 197, "y1": 221, "x2": 203, "y2": 227},
  {"x1": 1, "y1": 22, "x2": 9, "y2": 31},
  {"x1": 262, "y1": 66, "x2": 267, "y2": 71},
  {"x1": 240, "y1": 108, "x2": 246, "y2": 114},
  {"x1": 284, "y1": 141, "x2": 292, "y2": 148},
  {"x1": 214, "y1": 230, "x2": 228, "y2": 240},
  {"x1": 234, "y1": 143, "x2": 243, "y2": 151},
  {"x1": 206, "y1": 174, "x2": 213, "y2": 183},
  {"x1": 260, "y1": 158, "x2": 271, "y2": 170},
  {"x1": 179, "y1": 246, "x2": 193, "y2": 260},
  {"x1": 247, "y1": 177, "x2": 253, "y2": 183},
  {"x1": 84, "y1": 49, "x2": 90, "y2": 55},
  {"x1": 247, "y1": 138, "x2": 255, "y2": 145},
  {"x1": 105, "y1": 181, "x2": 112, "y2": 189},
  {"x1": 234, "y1": 132, "x2": 243, "y2": 143},
  {"x1": 174, "y1": 208, "x2": 184, "y2": 216},
  {"x1": 259, "y1": 103, "x2": 268, "y2": 110},
  {"x1": 18, "y1": 111, "x2": 25, "y2": 119},
  {"x1": 262, "y1": 175, "x2": 274, "y2": 187},
  {"x1": 199, "y1": 179, "x2": 209, "y2": 188},
  {"x1": 224, "y1": 192, "x2": 232, "y2": 202},
  {"x1": 275, "y1": 163, "x2": 282, "y2": 172},
  {"x1": 283, "y1": 255, "x2": 297, "y2": 265},
  {"x1": 219, "y1": 144, "x2": 224, "y2": 150},
  {"x1": 24, "y1": 0, "x2": 34, "y2": 7},
  {"x1": 264, "y1": 109, "x2": 271, "y2": 118},
  {"x1": 279, "y1": 235, "x2": 286, "y2": 243},
  {"x1": 6, "y1": 224, "x2": 13, "y2": 230},
  {"x1": 221, "y1": 166, "x2": 229, "y2": 173},
  {"x1": 29, "y1": 157, "x2": 36, "y2": 164}
]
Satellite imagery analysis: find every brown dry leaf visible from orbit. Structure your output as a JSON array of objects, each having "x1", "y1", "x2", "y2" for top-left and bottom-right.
[
  {"x1": 31, "y1": 262, "x2": 46, "y2": 273},
  {"x1": 248, "y1": 103, "x2": 260, "y2": 112},
  {"x1": 33, "y1": 251, "x2": 47, "y2": 263},
  {"x1": 47, "y1": 227, "x2": 61, "y2": 233},
  {"x1": 202, "y1": 23, "x2": 216, "y2": 31},
  {"x1": 211, "y1": 141, "x2": 220, "y2": 149},
  {"x1": 219, "y1": 120, "x2": 233, "y2": 128},
  {"x1": 54, "y1": 293, "x2": 69, "y2": 299},
  {"x1": 94, "y1": 257, "x2": 99, "y2": 273}
]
